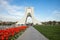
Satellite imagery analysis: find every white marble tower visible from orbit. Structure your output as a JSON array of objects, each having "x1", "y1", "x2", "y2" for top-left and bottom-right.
[{"x1": 16, "y1": 7, "x2": 41, "y2": 25}]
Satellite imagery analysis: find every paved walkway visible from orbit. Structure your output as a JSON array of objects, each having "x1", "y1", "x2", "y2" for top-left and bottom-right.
[{"x1": 16, "y1": 26, "x2": 49, "y2": 40}]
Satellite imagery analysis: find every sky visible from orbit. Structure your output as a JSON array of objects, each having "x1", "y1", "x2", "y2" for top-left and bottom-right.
[{"x1": 0, "y1": 0, "x2": 60, "y2": 22}]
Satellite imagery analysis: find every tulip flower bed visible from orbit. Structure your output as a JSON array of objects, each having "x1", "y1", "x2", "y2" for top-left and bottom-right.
[{"x1": 0, "y1": 26, "x2": 27, "y2": 40}]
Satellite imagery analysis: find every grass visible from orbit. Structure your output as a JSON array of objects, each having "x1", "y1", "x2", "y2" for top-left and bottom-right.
[{"x1": 33, "y1": 25, "x2": 60, "y2": 40}]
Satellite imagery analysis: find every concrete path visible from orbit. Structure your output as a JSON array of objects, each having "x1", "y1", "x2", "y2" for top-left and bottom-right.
[{"x1": 16, "y1": 26, "x2": 49, "y2": 40}]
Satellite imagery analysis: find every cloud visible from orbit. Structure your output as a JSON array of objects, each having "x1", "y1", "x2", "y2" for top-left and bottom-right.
[
  {"x1": 38, "y1": 10, "x2": 60, "y2": 22},
  {"x1": 0, "y1": 0, "x2": 25, "y2": 16},
  {"x1": 52, "y1": 10, "x2": 60, "y2": 17},
  {"x1": 0, "y1": 14, "x2": 19, "y2": 22},
  {"x1": 0, "y1": 0, "x2": 25, "y2": 21},
  {"x1": 51, "y1": 10, "x2": 60, "y2": 21}
]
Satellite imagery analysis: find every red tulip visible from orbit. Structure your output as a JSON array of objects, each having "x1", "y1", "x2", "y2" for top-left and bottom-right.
[{"x1": 0, "y1": 26, "x2": 27, "y2": 40}]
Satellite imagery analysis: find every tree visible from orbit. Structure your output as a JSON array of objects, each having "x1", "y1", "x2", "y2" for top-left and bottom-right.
[
  {"x1": 57, "y1": 21, "x2": 60, "y2": 25},
  {"x1": 48, "y1": 21, "x2": 52, "y2": 25},
  {"x1": 52, "y1": 21, "x2": 56, "y2": 25}
]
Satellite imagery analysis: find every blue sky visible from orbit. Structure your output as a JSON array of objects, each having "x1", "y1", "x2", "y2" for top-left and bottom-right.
[{"x1": 0, "y1": 0, "x2": 60, "y2": 22}]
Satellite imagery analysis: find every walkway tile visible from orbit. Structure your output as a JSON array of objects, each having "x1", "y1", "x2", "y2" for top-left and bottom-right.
[{"x1": 16, "y1": 26, "x2": 49, "y2": 40}]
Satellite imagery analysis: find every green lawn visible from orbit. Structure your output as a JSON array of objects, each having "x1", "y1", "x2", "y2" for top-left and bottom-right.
[{"x1": 33, "y1": 25, "x2": 60, "y2": 40}]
